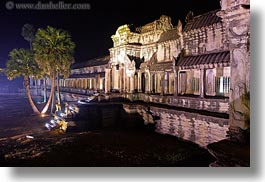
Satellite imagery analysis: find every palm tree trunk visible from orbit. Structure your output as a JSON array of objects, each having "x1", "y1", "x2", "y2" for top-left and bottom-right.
[
  {"x1": 57, "y1": 73, "x2": 61, "y2": 106},
  {"x1": 24, "y1": 76, "x2": 40, "y2": 114},
  {"x1": 41, "y1": 74, "x2": 56, "y2": 114},
  {"x1": 43, "y1": 77, "x2": 47, "y2": 103},
  {"x1": 51, "y1": 88, "x2": 55, "y2": 114},
  {"x1": 29, "y1": 41, "x2": 32, "y2": 50}
]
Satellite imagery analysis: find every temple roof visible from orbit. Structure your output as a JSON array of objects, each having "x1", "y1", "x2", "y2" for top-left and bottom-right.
[
  {"x1": 158, "y1": 28, "x2": 180, "y2": 43},
  {"x1": 71, "y1": 55, "x2": 110, "y2": 69},
  {"x1": 139, "y1": 15, "x2": 173, "y2": 33},
  {"x1": 183, "y1": 9, "x2": 221, "y2": 32},
  {"x1": 176, "y1": 51, "x2": 230, "y2": 69}
]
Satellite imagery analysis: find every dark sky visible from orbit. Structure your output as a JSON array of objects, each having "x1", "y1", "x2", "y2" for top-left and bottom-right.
[{"x1": 0, "y1": 0, "x2": 220, "y2": 67}]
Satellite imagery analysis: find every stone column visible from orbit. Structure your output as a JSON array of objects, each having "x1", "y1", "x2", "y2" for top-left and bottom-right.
[
  {"x1": 81, "y1": 79, "x2": 83, "y2": 89},
  {"x1": 89, "y1": 79, "x2": 92, "y2": 89},
  {"x1": 126, "y1": 76, "x2": 130, "y2": 93},
  {"x1": 146, "y1": 71, "x2": 150, "y2": 94},
  {"x1": 169, "y1": 73, "x2": 174, "y2": 95},
  {"x1": 150, "y1": 73, "x2": 154, "y2": 94},
  {"x1": 91, "y1": 79, "x2": 94, "y2": 90},
  {"x1": 154, "y1": 73, "x2": 157, "y2": 94},
  {"x1": 160, "y1": 72, "x2": 165, "y2": 96},
  {"x1": 199, "y1": 66, "x2": 205, "y2": 98},
  {"x1": 138, "y1": 72, "x2": 142, "y2": 92},
  {"x1": 105, "y1": 69, "x2": 111, "y2": 93},
  {"x1": 123, "y1": 66, "x2": 127, "y2": 93},
  {"x1": 164, "y1": 72, "x2": 169, "y2": 95},
  {"x1": 84, "y1": 79, "x2": 87, "y2": 89},
  {"x1": 111, "y1": 66, "x2": 114, "y2": 90},
  {"x1": 174, "y1": 69, "x2": 178, "y2": 97},
  {"x1": 217, "y1": 0, "x2": 250, "y2": 142},
  {"x1": 94, "y1": 76, "x2": 97, "y2": 90},
  {"x1": 130, "y1": 76, "x2": 134, "y2": 93},
  {"x1": 134, "y1": 74, "x2": 138, "y2": 93},
  {"x1": 104, "y1": 70, "x2": 108, "y2": 93},
  {"x1": 110, "y1": 67, "x2": 112, "y2": 91},
  {"x1": 119, "y1": 66, "x2": 123, "y2": 93}
]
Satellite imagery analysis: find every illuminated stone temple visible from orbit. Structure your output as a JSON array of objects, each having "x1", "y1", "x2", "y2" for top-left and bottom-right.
[{"x1": 31, "y1": 0, "x2": 250, "y2": 147}]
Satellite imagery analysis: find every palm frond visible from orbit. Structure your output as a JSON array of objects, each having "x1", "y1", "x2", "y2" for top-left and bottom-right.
[
  {"x1": 5, "y1": 48, "x2": 42, "y2": 80},
  {"x1": 33, "y1": 26, "x2": 75, "y2": 79}
]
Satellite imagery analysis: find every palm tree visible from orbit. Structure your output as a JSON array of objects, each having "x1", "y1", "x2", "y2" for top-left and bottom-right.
[
  {"x1": 5, "y1": 49, "x2": 42, "y2": 114},
  {"x1": 21, "y1": 24, "x2": 35, "y2": 49},
  {"x1": 33, "y1": 26, "x2": 75, "y2": 114},
  {"x1": 21, "y1": 23, "x2": 47, "y2": 102}
]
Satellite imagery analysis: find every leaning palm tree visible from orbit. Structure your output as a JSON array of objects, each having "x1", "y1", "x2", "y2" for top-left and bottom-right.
[
  {"x1": 33, "y1": 26, "x2": 75, "y2": 114},
  {"x1": 22, "y1": 24, "x2": 45, "y2": 101},
  {"x1": 5, "y1": 49, "x2": 42, "y2": 114},
  {"x1": 22, "y1": 24, "x2": 48, "y2": 103}
]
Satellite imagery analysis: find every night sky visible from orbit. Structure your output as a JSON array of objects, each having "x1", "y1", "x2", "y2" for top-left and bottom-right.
[{"x1": 0, "y1": 0, "x2": 220, "y2": 67}]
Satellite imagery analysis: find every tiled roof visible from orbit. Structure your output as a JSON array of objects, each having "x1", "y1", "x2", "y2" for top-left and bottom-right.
[
  {"x1": 176, "y1": 51, "x2": 230, "y2": 69},
  {"x1": 150, "y1": 62, "x2": 173, "y2": 71},
  {"x1": 71, "y1": 55, "x2": 110, "y2": 69},
  {"x1": 183, "y1": 10, "x2": 221, "y2": 32},
  {"x1": 158, "y1": 28, "x2": 180, "y2": 43},
  {"x1": 69, "y1": 72, "x2": 105, "y2": 78}
]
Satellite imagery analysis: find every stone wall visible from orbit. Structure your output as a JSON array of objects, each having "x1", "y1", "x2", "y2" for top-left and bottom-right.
[
  {"x1": 59, "y1": 91, "x2": 229, "y2": 147},
  {"x1": 123, "y1": 104, "x2": 229, "y2": 147}
]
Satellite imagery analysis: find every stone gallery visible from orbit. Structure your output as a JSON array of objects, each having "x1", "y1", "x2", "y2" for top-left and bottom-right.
[{"x1": 31, "y1": 0, "x2": 250, "y2": 147}]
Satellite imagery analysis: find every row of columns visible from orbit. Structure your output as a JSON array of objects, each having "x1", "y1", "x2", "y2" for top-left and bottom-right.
[
  {"x1": 31, "y1": 66, "x2": 224, "y2": 99},
  {"x1": 175, "y1": 67, "x2": 206, "y2": 98},
  {"x1": 105, "y1": 67, "x2": 176, "y2": 95},
  {"x1": 200, "y1": 67, "x2": 206, "y2": 98},
  {"x1": 149, "y1": 72, "x2": 175, "y2": 95},
  {"x1": 60, "y1": 77, "x2": 105, "y2": 91},
  {"x1": 30, "y1": 67, "x2": 208, "y2": 98},
  {"x1": 105, "y1": 66, "x2": 138, "y2": 93},
  {"x1": 174, "y1": 67, "x2": 230, "y2": 98}
]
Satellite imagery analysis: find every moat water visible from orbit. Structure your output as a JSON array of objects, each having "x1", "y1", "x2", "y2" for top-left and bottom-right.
[
  {"x1": 67, "y1": 100, "x2": 229, "y2": 147},
  {"x1": 0, "y1": 96, "x2": 219, "y2": 166}
]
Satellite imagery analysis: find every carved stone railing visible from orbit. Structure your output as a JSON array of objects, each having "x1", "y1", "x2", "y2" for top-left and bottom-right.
[{"x1": 120, "y1": 93, "x2": 229, "y2": 114}]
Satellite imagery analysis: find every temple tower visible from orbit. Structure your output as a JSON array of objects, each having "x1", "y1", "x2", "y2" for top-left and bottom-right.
[{"x1": 217, "y1": 0, "x2": 250, "y2": 141}]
